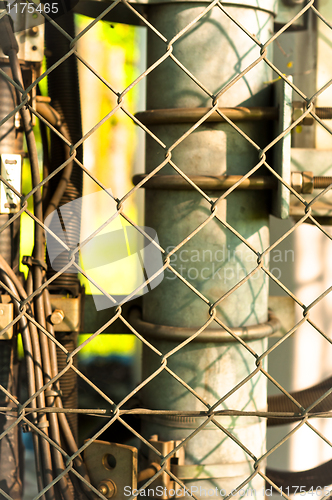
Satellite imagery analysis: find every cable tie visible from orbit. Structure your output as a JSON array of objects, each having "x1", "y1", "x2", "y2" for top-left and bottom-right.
[
  {"x1": 22, "y1": 255, "x2": 47, "y2": 271},
  {"x1": 36, "y1": 420, "x2": 49, "y2": 429},
  {"x1": 45, "y1": 389, "x2": 62, "y2": 398},
  {"x1": 21, "y1": 423, "x2": 30, "y2": 433}
]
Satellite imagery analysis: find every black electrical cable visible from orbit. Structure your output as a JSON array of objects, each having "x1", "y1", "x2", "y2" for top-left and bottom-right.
[
  {"x1": 266, "y1": 376, "x2": 332, "y2": 491},
  {"x1": 0, "y1": 17, "x2": 25, "y2": 496},
  {"x1": 267, "y1": 376, "x2": 332, "y2": 426},
  {"x1": 45, "y1": 11, "x2": 83, "y2": 297},
  {"x1": 0, "y1": 12, "x2": 56, "y2": 498},
  {"x1": 42, "y1": 289, "x2": 75, "y2": 500},
  {"x1": 6, "y1": 29, "x2": 92, "y2": 499},
  {"x1": 0, "y1": 251, "x2": 92, "y2": 500},
  {"x1": 39, "y1": 116, "x2": 51, "y2": 210},
  {"x1": 5, "y1": 21, "x2": 59, "y2": 497},
  {"x1": 43, "y1": 288, "x2": 93, "y2": 500},
  {"x1": 36, "y1": 303, "x2": 73, "y2": 500},
  {"x1": 0, "y1": 255, "x2": 76, "y2": 500},
  {"x1": 266, "y1": 460, "x2": 332, "y2": 492},
  {"x1": 0, "y1": 260, "x2": 44, "y2": 493},
  {"x1": 7, "y1": 33, "x2": 93, "y2": 500},
  {"x1": 0, "y1": 68, "x2": 23, "y2": 500},
  {"x1": 35, "y1": 101, "x2": 74, "y2": 222},
  {"x1": 44, "y1": 14, "x2": 84, "y2": 457},
  {"x1": 0, "y1": 263, "x2": 53, "y2": 498}
]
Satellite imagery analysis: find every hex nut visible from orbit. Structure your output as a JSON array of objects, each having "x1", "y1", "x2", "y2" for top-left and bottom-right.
[
  {"x1": 28, "y1": 26, "x2": 39, "y2": 36},
  {"x1": 50, "y1": 309, "x2": 65, "y2": 325},
  {"x1": 302, "y1": 171, "x2": 314, "y2": 194},
  {"x1": 98, "y1": 480, "x2": 117, "y2": 499},
  {"x1": 291, "y1": 171, "x2": 303, "y2": 193}
]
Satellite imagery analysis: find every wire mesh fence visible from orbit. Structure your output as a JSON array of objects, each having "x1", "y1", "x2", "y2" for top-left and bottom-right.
[{"x1": 1, "y1": 0, "x2": 332, "y2": 499}]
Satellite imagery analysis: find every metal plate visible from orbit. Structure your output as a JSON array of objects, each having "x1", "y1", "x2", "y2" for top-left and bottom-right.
[
  {"x1": 0, "y1": 154, "x2": 21, "y2": 215},
  {"x1": 0, "y1": 9, "x2": 44, "y2": 62},
  {"x1": 275, "y1": 0, "x2": 307, "y2": 31},
  {"x1": 50, "y1": 295, "x2": 81, "y2": 332},
  {"x1": 84, "y1": 440, "x2": 137, "y2": 499},
  {"x1": 0, "y1": 303, "x2": 14, "y2": 340}
]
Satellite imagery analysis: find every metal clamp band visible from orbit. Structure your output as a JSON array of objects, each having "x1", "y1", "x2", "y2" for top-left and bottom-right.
[
  {"x1": 129, "y1": 308, "x2": 280, "y2": 342},
  {"x1": 36, "y1": 420, "x2": 49, "y2": 429},
  {"x1": 133, "y1": 174, "x2": 277, "y2": 191},
  {"x1": 45, "y1": 389, "x2": 62, "y2": 398},
  {"x1": 22, "y1": 255, "x2": 47, "y2": 271}
]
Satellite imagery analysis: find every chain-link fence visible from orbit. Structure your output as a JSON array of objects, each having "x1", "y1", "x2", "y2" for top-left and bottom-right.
[{"x1": 1, "y1": 0, "x2": 332, "y2": 499}]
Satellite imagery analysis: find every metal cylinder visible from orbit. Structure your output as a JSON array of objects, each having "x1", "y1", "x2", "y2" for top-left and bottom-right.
[
  {"x1": 146, "y1": 3, "x2": 274, "y2": 109},
  {"x1": 141, "y1": 2, "x2": 274, "y2": 498}
]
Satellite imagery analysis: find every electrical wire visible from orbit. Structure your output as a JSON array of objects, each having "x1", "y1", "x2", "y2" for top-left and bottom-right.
[
  {"x1": 0, "y1": 251, "x2": 96, "y2": 500},
  {"x1": 43, "y1": 288, "x2": 94, "y2": 500},
  {"x1": 4, "y1": 21, "x2": 93, "y2": 499},
  {"x1": 2, "y1": 22, "x2": 81, "y2": 500},
  {"x1": 0, "y1": 262, "x2": 44, "y2": 493},
  {"x1": 35, "y1": 101, "x2": 74, "y2": 222},
  {"x1": 7, "y1": 47, "x2": 57, "y2": 500},
  {"x1": 0, "y1": 256, "x2": 76, "y2": 500}
]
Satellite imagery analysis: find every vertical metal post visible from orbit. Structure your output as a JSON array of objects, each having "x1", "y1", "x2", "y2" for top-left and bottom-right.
[{"x1": 141, "y1": 1, "x2": 276, "y2": 497}]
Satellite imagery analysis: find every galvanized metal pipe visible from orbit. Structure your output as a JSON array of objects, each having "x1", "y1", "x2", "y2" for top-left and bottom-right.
[{"x1": 140, "y1": 1, "x2": 276, "y2": 497}]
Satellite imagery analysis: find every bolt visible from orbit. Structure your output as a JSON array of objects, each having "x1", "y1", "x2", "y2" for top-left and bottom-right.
[
  {"x1": 50, "y1": 309, "x2": 65, "y2": 325},
  {"x1": 315, "y1": 107, "x2": 332, "y2": 120},
  {"x1": 28, "y1": 26, "x2": 39, "y2": 36},
  {"x1": 291, "y1": 171, "x2": 303, "y2": 194},
  {"x1": 98, "y1": 480, "x2": 117, "y2": 499},
  {"x1": 99, "y1": 485, "x2": 108, "y2": 496},
  {"x1": 291, "y1": 171, "x2": 332, "y2": 194},
  {"x1": 313, "y1": 176, "x2": 332, "y2": 190}
]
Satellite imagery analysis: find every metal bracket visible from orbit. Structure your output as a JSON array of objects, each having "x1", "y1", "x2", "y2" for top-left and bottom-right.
[
  {"x1": 275, "y1": 0, "x2": 307, "y2": 31},
  {"x1": 84, "y1": 440, "x2": 138, "y2": 499},
  {"x1": 0, "y1": 299, "x2": 14, "y2": 340},
  {"x1": 130, "y1": 307, "x2": 281, "y2": 343},
  {"x1": 146, "y1": 435, "x2": 185, "y2": 499},
  {"x1": 49, "y1": 295, "x2": 81, "y2": 332},
  {"x1": 0, "y1": 5, "x2": 44, "y2": 62},
  {"x1": 0, "y1": 154, "x2": 21, "y2": 214}
]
